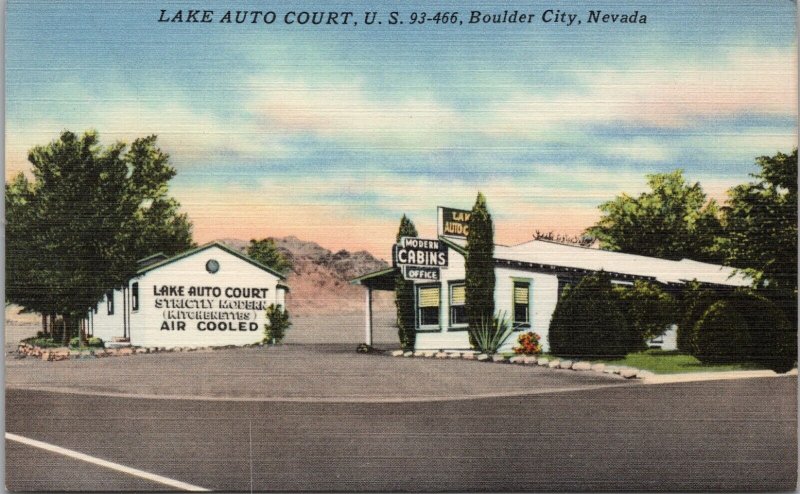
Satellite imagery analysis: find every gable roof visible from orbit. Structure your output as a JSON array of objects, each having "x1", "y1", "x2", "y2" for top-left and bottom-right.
[{"x1": 136, "y1": 242, "x2": 287, "y2": 280}]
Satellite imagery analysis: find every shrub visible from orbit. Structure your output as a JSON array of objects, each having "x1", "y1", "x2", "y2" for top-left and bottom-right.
[
  {"x1": 677, "y1": 281, "x2": 719, "y2": 353},
  {"x1": 68, "y1": 336, "x2": 104, "y2": 349},
  {"x1": 614, "y1": 280, "x2": 676, "y2": 342},
  {"x1": 693, "y1": 289, "x2": 796, "y2": 373},
  {"x1": 21, "y1": 336, "x2": 60, "y2": 348},
  {"x1": 513, "y1": 331, "x2": 542, "y2": 355},
  {"x1": 549, "y1": 271, "x2": 641, "y2": 358},
  {"x1": 469, "y1": 312, "x2": 514, "y2": 355},
  {"x1": 264, "y1": 304, "x2": 291, "y2": 344}
]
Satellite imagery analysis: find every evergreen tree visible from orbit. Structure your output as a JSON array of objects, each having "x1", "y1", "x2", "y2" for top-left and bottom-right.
[
  {"x1": 465, "y1": 192, "x2": 495, "y2": 334},
  {"x1": 6, "y1": 130, "x2": 194, "y2": 344},
  {"x1": 395, "y1": 215, "x2": 418, "y2": 350}
]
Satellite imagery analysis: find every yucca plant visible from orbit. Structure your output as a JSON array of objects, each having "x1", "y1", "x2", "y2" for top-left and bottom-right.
[{"x1": 469, "y1": 311, "x2": 515, "y2": 355}]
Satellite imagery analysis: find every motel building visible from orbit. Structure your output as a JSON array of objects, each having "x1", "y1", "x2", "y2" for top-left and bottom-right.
[
  {"x1": 86, "y1": 242, "x2": 289, "y2": 348},
  {"x1": 353, "y1": 207, "x2": 750, "y2": 353}
]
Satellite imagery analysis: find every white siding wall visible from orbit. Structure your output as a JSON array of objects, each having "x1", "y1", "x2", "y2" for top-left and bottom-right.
[
  {"x1": 129, "y1": 246, "x2": 281, "y2": 348},
  {"x1": 413, "y1": 246, "x2": 560, "y2": 352},
  {"x1": 89, "y1": 289, "x2": 126, "y2": 342}
]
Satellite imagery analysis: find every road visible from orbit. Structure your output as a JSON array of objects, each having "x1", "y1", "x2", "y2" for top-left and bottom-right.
[{"x1": 6, "y1": 376, "x2": 796, "y2": 492}]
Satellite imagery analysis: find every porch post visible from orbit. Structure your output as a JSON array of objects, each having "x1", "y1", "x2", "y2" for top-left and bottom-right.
[{"x1": 365, "y1": 286, "x2": 373, "y2": 346}]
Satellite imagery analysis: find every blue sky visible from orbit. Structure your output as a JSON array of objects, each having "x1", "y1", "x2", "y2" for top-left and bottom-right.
[{"x1": 5, "y1": 0, "x2": 797, "y2": 255}]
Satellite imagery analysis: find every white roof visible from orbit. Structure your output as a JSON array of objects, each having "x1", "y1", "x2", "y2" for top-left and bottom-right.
[{"x1": 443, "y1": 237, "x2": 749, "y2": 287}]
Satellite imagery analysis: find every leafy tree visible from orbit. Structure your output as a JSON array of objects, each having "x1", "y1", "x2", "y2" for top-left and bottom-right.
[
  {"x1": 614, "y1": 280, "x2": 676, "y2": 341},
  {"x1": 676, "y1": 280, "x2": 719, "y2": 354},
  {"x1": 465, "y1": 192, "x2": 496, "y2": 334},
  {"x1": 246, "y1": 238, "x2": 292, "y2": 274},
  {"x1": 586, "y1": 170, "x2": 722, "y2": 262},
  {"x1": 394, "y1": 215, "x2": 418, "y2": 350},
  {"x1": 5, "y1": 130, "x2": 193, "y2": 345},
  {"x1": 718, "y1": 149, "x2": 797, "y2": 323}
]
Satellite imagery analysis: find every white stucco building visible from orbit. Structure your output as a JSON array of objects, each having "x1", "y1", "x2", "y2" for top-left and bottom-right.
[
  {"x1": 87, "y1": 242, "x2": 288, "y2": 348},
  {"x1": 353, "y1": 236, "x2": 749, "y2": 352}
]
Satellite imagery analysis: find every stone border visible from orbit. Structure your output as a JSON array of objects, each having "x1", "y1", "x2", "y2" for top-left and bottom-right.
[
  {"x1": 388, "y1": 350, "x2": 651, "y2": 379},
  {"x1": 15, "y1": 342, "x2": 267, "y2": 362}
]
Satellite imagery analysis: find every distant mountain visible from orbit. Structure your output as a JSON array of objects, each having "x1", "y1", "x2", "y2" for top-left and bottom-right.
[{"x1": 216, "y1": 236, "x2": 393, "y2": 314}]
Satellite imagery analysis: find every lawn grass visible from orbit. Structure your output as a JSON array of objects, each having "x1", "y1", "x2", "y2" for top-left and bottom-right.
[{"x1": 591, "y1": 349, "x2": 766, "y2": 374}]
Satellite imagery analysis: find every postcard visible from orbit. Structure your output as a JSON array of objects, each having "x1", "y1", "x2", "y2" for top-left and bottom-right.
[{"x1": 4, "y1": 0, "x2": 797, "y2": 491}]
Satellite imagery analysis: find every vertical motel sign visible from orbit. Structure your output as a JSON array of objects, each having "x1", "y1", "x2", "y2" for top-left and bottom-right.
[
  {"x1": 437, "y1": 206, "x2": 471, "y2": 238},
  {"x1": 393, "y1": 237, "x2": 448, "y2": 281}
]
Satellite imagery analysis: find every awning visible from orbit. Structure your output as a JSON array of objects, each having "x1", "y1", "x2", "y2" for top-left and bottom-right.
[{"x1": 350, "y1": 267, "x2": 399, "y2": 291}]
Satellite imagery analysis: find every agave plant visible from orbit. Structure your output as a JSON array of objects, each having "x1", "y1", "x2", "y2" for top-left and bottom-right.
[{"x1": 469, "y1": 311, "x2": 515, "y2": 355}]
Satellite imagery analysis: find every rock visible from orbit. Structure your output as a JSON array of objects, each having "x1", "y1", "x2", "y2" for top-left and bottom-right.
[
  {"x1": 636, "y1": 370, "x2": 655, "y2": 379},
  {"x1": 413, "y1": 351, "x2": 424, "y2": 357},
  {"x1": 603, "y1": 366, "x2": 618, "y2": 374},
  {"x1": 448, "y1": 352, "x2": 462, "y2": 359},
  {"x1": 590, "y1": 363, "x2": 606, "y2": 372},
  {"x1": 558, "y1": 360, "x2": 574, "y2": 369},
  {"x1": 390, "y1": 350, "x2": 404, "y2": 357},
  {"x1": 461, "y1": 353, "x2": 475, "y2": 360},
  {"x1": 421, "y1": 351, "x2": 436, "y2": 358},
  {"x1": 492, "y1": 354, "x2": 507, "y2": 362},
  {"x1": 477, "y1": 354, "x2": 490, "y2": 361},
  {"x1": 537, "y1": 358, "x2": 550, "y2": 366},
  {"x1": 620, "y1": 368, "x2": 638, "y2": 379},
  {"x1": 403, "y1": 351, "x2": 413, "y2": 357},
  {"x1": 509, "y1": 356, "x2": 525, "y2": 364},
  {"x1": 41, "y1": 351, "x2": 51, "y2": 361},
  {"x1": 435, "y1": 352, "x2": 448, "y2": 359},
  {"x1": 117, "y1": 348, "x2": 133, "y2": 356},
  {"x1": 572, "y1": 361, "x2": 592, "y2": 371},
  {"x1": 523, "y1": 356, "x2": 538, "y2": 364},
  {"x1": 548, "y1": 359, "x2": 561, "y2": 368}
]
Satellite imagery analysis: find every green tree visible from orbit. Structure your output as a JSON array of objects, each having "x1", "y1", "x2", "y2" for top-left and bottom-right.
[
  {"x1": 264, "y1": 303, "x2": 291, "y2": 344},
  {"x1": 395, "y1": 215, "x2": 418, "y2": 350},
  {"x1": 586, "y1": 170, "x2": 722, "y2": 262},
  {"x1": 246, "y1": 238, "x2": 292, "y2": 274},
  {"x1": 718, "y1": 149, "x2": 797, "y2": 323},
  {"x1": 465, "y1": 192, "x2": 495, "y2": 334},
  {"x1": 6, "y1": 130, "x2": 194, "y2": 345}
]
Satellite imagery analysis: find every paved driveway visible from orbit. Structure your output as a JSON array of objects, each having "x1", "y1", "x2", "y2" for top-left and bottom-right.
[{"x1": 7, "y1": 343, "x2": 628, "y2": 400}]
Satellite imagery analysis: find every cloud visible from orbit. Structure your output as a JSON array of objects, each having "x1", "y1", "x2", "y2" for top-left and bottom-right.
[{"x1": 5, "y1": 80, "x2": 290, "y2": 179}]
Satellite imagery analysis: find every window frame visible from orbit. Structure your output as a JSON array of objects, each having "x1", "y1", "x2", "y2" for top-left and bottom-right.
[
  {"x1": 448, "y1": 280, "x2": 468, "y2": 331},
  {"x1": 131, "y1": 282, "x2": 140, "y2": 312},
  {"x1": 416, "y1": 283, "x2": 442, "y2": 332},
  {"x1": 512, "y1": 279, "x2": 532, "y2": 329},
  {"x1": 106, "y1": 290, "x2": 115, "y2": 315}
]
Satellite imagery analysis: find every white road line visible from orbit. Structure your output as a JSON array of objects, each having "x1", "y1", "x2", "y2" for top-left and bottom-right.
[{"x1": 6, "y1": 432, "x2": 210, "y2": 492}]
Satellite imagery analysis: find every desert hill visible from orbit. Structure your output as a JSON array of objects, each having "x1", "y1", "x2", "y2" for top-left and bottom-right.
[{"x1": 217, "y1": 236, "x2": 394, "y2": 315}]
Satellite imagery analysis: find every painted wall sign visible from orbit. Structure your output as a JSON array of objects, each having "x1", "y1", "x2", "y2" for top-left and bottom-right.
[
  {"x1": 152, "y1": 284, "x2": 269, "y2": 333},
  {"x1": 438, "y1": 206, "x2": 471, "y2": 238},
  {"x1": 403, "y1": 266, "x2": 440, "y2": 281},
  {"x1": 393, "y1": 237, "x2": 448, "y2": 268}
]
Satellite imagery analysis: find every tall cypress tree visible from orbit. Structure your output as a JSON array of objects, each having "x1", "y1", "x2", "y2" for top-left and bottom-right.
[
  {"x1": 395, "y1": 215, "x2": 418, "y2": 350},
  {"x1": 465, "y1": 192, "x2": 495, "y2": 333}
]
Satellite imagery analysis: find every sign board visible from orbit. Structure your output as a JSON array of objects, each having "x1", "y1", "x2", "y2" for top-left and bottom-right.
[
  {"x1": 438, "y1": 206, "x2": 471, "y2": 238},
  {"x1": 393, "y1": 236, "x2": 448, "y2": 268},
  {"x1": 402, "y1": 266, "x2": 440, "y2": 281}
]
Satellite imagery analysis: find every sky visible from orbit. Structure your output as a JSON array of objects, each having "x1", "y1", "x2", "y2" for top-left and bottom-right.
[{"x1": 5, "y1": 0, "x2": 797, "y2": 259}]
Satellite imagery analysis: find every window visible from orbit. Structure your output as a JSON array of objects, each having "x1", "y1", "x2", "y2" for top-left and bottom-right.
[
  {"x1": 131, "y1": 283, "x2": 139, "y2": 311},
  {"x1": 417, "y1": 285, "x2": 440, "y2": 328},
  {"x1": 106, "y1": 290, "x2": 114, "y2": 315},
  {"x1": 449, "y1": 283, "x2": 467, "y2": 327},
  {"x1": 513, "y1": 281, "x2": 530, "y2": 328}
]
